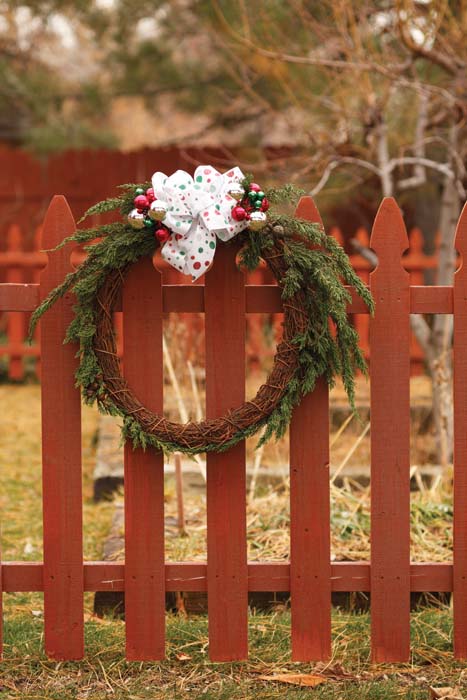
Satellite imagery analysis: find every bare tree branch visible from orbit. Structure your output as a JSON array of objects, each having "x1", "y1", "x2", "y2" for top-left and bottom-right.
[{"x1": 309, "y1": 157, "x2": 382, "y2": 196}]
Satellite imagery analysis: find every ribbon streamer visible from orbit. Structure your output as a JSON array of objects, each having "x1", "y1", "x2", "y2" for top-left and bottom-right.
[{"x1": 151, "y1": 165, "x2": 249, "y2": 280}]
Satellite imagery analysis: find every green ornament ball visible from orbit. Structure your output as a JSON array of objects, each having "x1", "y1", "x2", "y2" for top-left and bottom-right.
[
  {"x1": 135, "y1": 187, "x2": 145, "y2": 195},
  {"x1": 257, "y1": 191, "x2": 265, "y2": 200},
  {"x1": 254, "y1": 201, "x2": 262, "y2": 209},
  {"x1": 248, "y1": 191, "x2": 257, "y2": 201},
  {"x1": 144, "y1": 218, "x2": 154, "y2": 228}
]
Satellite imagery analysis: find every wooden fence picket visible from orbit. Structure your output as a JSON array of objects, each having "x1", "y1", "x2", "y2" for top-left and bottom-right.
[
  {"x1": 369, "y1": 198, "x2": 411, "y2": 662},
  {"x1": 289, "y1": 196, "x2": 331, "y2": 661},
  {"x1": 205, "y1": 243, "x2": 248, "y2": 661},
  {"x1": 453, "y1": 203, "x2": 467, "y2": 658},
  {"x1": 123, "y1": 256, "x2": 165, "y2": 660},
  {"x1": 39, "y1": 196, "x2": 84, "y2": 660}
]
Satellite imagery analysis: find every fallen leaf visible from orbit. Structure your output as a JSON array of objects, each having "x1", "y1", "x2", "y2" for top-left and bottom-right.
[
  {"x1": 175, "y1": 652, "x2": 192, "y2": 662},
  {"x1": 314, "y1": 662, "x2": 359, "y2": 679},
  {"x1": 258, "y1": 673, "x2": 327, "y2": 687},
  {"x1": 430, "y1": 687, "x2": 464, "y2": 700},
  {"x1": 83, "y1": 613, "x2": 114, "y2": 625}
]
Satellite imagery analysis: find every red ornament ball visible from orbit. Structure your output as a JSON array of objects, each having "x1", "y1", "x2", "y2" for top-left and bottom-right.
[
  {"x1": 146, "y1": 187, "x2": 155, "y2": 203},
  {"x1": 232, "y1": 205, "x2": 247, "y2": 221},
  {"x1": 249, "y1": 183, "x2": 261, "y2": 192},
  {"x1": 155, "y1": 228, "x2": 170, "y2": 243},
  {"x1": 134, "y1": 194, "x2": 149, "y2": 210},
  {"x1": 260, "y1": 197, "x2": 270, "y2": 212}
]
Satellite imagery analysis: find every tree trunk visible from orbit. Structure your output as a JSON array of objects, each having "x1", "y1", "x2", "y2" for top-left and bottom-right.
[{"x1": 428, "y1": 162, "x2": 461, "y2": 467}]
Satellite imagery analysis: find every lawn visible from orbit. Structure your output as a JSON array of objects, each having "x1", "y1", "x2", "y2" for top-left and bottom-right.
[
  {"x1": 0, "y1": 383, "x2": 462, "y2": 699},
  {"x1": 0, "y1": 607, "x2": 465, "y2": 699}
]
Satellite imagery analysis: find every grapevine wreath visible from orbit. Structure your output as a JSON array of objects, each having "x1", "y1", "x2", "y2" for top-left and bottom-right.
[{"x1": 30, "y1": 165, "x2": 374, "y2": 456}]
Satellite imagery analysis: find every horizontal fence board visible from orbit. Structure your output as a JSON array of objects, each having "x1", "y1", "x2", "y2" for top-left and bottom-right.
[
  {"x1": 0, "y1": 282, "x2": 456, "y2": 314},
  {"x1": 0, "y1": 283, "x2": 40, "y2": 310},
  {"x1": 0, "y1": 561, "x2": 454, "y2": 593}
]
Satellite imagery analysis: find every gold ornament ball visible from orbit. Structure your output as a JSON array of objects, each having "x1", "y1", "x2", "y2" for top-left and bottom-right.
[
  {"x1": 127, "y1": 208, "x2": 146, "y2": 230},
  {"x1": 248, "y1": 210, "x2": 268, "y2": 231},
  {"x1": 228, "y1": 184, "x2": 245, "y2": 201},
  {"x1": 149, "y1": 200, "x2": 169, "y2": 221}
]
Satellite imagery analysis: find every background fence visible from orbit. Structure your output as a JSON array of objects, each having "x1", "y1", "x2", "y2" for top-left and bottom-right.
[
  {"x1": 0, "y1": 217, "x2": 441, "y2": 381},
  {"x1": 1, "y1": 193, "x2": 466, "y2": 663}
]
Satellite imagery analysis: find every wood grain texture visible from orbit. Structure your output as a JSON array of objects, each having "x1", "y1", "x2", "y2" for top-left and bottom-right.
[
  {"x1": 0, "y1": 283, "x2": 455, "y2": 315},
  {"x1": 289, "y1": 196, "x2": 331, "y2": 661},
  {"x1": 123, "y1": 256, "x2": 165, "y2": 660},
  {"x1": 0, "y1": 560, "x2": 454, "y2": 593},
  {"x1": 369, "y1": 198, "x2": 411, "y2": 662},
  {"x1": 453, "y1": 203, "x2": 467, "y2": 658},
  {"x1": 40, "y1": 196, "x2": 84, "y2": 660},
  {"x1": 205, "y1": 244, "x2": 248, "y2": 661}
]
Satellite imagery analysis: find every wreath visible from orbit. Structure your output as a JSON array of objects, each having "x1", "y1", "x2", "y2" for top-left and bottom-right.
[{"x1": 30, "y1": 165, "x2": 373, "y2": 456}]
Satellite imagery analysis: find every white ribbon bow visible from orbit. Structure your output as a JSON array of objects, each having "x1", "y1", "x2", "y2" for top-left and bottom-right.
[{"x1": 151, "y1": 165, "x2": 249, "y2": 280}]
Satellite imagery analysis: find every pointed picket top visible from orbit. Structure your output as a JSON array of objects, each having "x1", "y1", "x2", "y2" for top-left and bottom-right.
[
  {"x1": 454, "y1": 202, "x2": 467, "y2": 279},
  {"x1": 295, "y1": 195, "x2": 324, "y2": 226},
  {"x1": 40, "y1": 196, "x2": 76, "y2": 287},
  {"x1": 370, "y1": 198, "x2": 409, "y2": 277}
]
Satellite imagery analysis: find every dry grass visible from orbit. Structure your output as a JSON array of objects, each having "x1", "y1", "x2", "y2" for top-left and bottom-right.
[
  {"x1": 0, "y1": 367, "x2": 460, "y2": 699},
  {"x1": 0, "y1": 606, "x2": 466, "y2": 699},
  {"x1": 0, "y1": 282, "x2": 459, "y2": 700},
  {"x1": 0, "y1": 374, "x2": 451, "y2": 570}
]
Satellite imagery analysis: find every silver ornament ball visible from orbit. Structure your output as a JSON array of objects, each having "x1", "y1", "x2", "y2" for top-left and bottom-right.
[
  {"x1": 248, "y1": 210, "x2": 268, "y2": 231},
  {"x1": 228, "y1": 184, "x2": 245, "y2": 201},
  {"x1": 148, "y1": 200, "x2": 169, "y2": 222},
  {"x1": 127, "y1": 208, "x2": 146, "y2": 230}
]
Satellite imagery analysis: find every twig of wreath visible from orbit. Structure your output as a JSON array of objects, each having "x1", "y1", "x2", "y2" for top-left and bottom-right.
[{"x1": 29, "y1": 166, "x2": 374, "y2": 456}]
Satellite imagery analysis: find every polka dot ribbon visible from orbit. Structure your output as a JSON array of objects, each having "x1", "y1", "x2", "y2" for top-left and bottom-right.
[{"x1": 151, "y1": 165, "x2": 249, "y2": 280}]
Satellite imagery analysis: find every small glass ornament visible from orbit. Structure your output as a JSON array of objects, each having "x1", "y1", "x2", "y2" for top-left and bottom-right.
[
  {"x1": 228, "y1": 184, "x2": 245, "y2": 201},
  {"x1": 127, "y1": 208, "x2": 146, "y2": 229},
  {"x1": 248, "y1": 210, "x2": 268, "y2": 231},
  {"x1": 148, "y1": 200, "x2": 169, "y2": 222}
]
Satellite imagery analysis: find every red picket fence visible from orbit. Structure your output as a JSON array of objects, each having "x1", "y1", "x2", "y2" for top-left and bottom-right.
[
  {"x1": 1, "y1": 193, "x2": 467, "y2": 663},
  {"x1": 0, "y1": 218, "x2": 441, "y2": 380}
]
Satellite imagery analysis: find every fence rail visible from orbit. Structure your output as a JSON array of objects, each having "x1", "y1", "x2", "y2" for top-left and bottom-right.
[{"x1": 1, "y1": 194, "x2": 466, "y2": 662}]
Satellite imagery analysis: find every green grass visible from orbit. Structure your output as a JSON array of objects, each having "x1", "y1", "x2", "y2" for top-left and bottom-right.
[{"x1": 0, "y1": 606, "x2": 464, "y2": 699}]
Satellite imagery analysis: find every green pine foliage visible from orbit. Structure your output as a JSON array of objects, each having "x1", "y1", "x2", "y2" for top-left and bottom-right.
[{"x1": 29, "y1": 183, "x2": 373, "y2": 455}]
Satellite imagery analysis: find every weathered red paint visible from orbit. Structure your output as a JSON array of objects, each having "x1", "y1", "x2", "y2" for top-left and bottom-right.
[
  {"x1": 369, "y1": 198, "x2": 411, "y2": 662},
  {"x1": 40, "y1": 197, "x2": 84, "y2": 660},
  {"x1": 453, "y1": 203, "x2": 467, "y2": 658},
  {"x1": 2, "y1": 194, "x2": 467, "y2": 661},
  {"x1": 290, "y1": 196, "x2": 331, "y2": 661},
  {"x1": 123, "y1": 257, "x2": 165, "y2": 660},
  {"x1": 205, "y1": 243, "x2": 248, "y2": 661}
]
